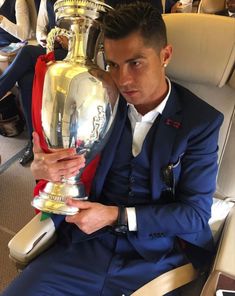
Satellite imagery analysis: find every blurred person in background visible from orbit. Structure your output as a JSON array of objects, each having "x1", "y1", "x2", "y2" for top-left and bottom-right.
[
  {"x1": 0, "y1": 0, "x2": 30, "y2": 47},
  {"x1": 105, "y1": 0, "x2": 180, "y2": 13},
  {"x1": 0, "y1": 0, "x2": 67, "y2": 166},
  {"x1": 215, "y1": 0, "x2": 235, "y2": 17}
]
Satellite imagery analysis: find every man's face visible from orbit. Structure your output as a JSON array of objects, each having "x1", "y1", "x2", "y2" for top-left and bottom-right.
[
  {"x1": 227, "y1": 0, "x2": 235, "y2": 13},
  {"x1": 104, "y1": 32, "x2": 172, "y2": 114}
]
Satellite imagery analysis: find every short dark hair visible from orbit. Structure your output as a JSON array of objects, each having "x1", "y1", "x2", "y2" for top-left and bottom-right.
[{"x1": 102, "y1": 1, "x2": 167, "y2": 52}]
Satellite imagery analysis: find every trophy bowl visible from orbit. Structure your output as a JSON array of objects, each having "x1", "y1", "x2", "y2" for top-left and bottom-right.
[{"x1": 31, "y1": 0, "x2": 118, "y2": 215}]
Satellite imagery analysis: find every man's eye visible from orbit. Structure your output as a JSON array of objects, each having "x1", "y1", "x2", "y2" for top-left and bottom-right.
[
  {"x1": 106, "y1": 63, "x2": 118, "y2": 71},
  {"x1": 131, "y1": 61, "x2": 141, "y2": 67}
]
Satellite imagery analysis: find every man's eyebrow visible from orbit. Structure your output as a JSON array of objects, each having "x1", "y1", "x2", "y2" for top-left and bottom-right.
[
  {"x1": 125, "y1": 55, "x2": 145, "y2": 63},
  {"x1": 105, "y1": 59, "x2": 115, "y2": 65},
  {"x1": 106, "y1": 55, "x2": 145, "y2": 65}
]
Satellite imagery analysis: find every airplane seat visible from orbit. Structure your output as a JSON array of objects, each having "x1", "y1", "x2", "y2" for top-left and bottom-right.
[
  {"x1": 7, "y1": 13, "x2": 235, "y2": 296},
  {"x1": 197, "y1": 0, "x2": 226, "y2": 14}
]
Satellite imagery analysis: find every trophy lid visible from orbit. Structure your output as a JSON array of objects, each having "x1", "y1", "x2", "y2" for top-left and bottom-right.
[{"x1": 54, "y1": 0, "x2": 113, "y2": 23}]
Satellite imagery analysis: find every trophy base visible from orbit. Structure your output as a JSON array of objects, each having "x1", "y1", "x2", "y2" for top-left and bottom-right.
[
  {"x1": 31, "y1": 181, "x2": 88, "y2": 215},
  {"x1": 32, "y1": 195, "x2": 88, "y2": 215}
]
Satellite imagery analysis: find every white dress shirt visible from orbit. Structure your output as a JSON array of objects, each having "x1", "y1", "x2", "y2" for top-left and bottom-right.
[
  {"x1": 126, "y1": 77, "x2": 171, "y2": 231},
  {"x1": 0, "y1": 0, "x2": 30, "y2": 42},
  {"x1": 36, "y1": 0, "x2": 49, "y2": 47},
  {"x1": 228, "y1": 11, "x2": 235, "y2": 17}
]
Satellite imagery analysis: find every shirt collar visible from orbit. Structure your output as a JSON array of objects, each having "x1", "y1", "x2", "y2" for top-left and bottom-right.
[{"x1": 128, "y1": 77, "x2": 171, "y2": 123}]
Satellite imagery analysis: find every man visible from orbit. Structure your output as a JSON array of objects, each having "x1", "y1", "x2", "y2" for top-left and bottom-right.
[
  {"x1": 3, "y1": 2, "x2": 223, "y2": 295},
  {"x1": 0, "y1": 0, "x2": 67, "y2": 166},
  {"x1": 215, "y1": 0, "x2": 235, "y2": 17}
]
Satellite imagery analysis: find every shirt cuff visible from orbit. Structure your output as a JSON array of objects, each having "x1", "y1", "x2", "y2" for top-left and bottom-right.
[{"x1": 126, "y1": 207, "x2": 137, "y2": 231}]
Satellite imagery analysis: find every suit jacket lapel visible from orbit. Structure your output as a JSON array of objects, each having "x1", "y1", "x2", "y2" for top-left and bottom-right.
[
  {"x1": 92, "y1": 97, "x2": 128, "y2": 198},
  {"x1": 151, "y1": 84, "x2": 183, "y2": 199}
]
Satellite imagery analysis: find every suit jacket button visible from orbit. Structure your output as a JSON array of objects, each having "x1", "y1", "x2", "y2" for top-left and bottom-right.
[{"x1": 129, "y1": 176, "x2": 135, "y2": 183}]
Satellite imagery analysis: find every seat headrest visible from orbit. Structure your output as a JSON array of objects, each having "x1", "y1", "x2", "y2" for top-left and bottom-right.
[{"x1": 163, "y1": 14, "x2": 235, "y2": 87}]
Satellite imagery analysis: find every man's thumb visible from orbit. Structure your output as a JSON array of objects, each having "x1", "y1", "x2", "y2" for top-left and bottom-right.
[{"x1": 32, "y1": 131, "x2": 43, "y2": 154}]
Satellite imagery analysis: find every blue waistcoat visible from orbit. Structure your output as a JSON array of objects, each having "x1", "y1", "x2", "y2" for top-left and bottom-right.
[
  {"x1": 0, "y1": 0, "x2": 20, "y2": 46},
  {"x1": 101, "y1": 114, "x2": 161, "y2": 207}
]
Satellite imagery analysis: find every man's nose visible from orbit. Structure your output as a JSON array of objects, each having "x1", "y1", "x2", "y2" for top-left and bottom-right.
[{"x1": 117, "y1": 67, "x2": 132, "y2": 86}]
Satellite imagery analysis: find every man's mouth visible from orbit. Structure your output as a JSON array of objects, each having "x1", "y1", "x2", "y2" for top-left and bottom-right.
[{"x1": 122, "y1": 90, "x2": 139, "y2": 97}]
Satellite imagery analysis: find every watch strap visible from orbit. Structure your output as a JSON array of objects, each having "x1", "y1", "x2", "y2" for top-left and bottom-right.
[{"x1": 114, "y1": 206, "x2": 128, "y2": 234}]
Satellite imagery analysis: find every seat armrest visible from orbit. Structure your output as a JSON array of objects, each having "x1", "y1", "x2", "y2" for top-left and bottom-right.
[
  {"x1": 131, "y1": 263, "x2": 198, "y2": 296},
  {"x1": 200, "y1": 206, "x2": 235, "y2": 295},
  {"x1": 213, "y1": 205, "x2": 235, "y2": 274},
  {"x1": 8, "y1": 213, "x2": 56, "y2": 269}
]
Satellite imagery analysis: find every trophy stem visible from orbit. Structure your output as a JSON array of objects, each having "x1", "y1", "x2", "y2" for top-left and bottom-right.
[{"x1": 65, "y1": 21, "x2": 100, "y2": 65}]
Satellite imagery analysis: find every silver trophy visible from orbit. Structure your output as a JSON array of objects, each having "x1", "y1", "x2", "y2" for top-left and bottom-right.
[{"x1": 32, "y1": 0, "x2": 118, "y2": 215}]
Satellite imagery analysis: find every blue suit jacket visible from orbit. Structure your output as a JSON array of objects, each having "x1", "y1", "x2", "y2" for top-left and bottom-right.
[{"x1": 89, "y1": 82, "x2": 224, "y2": 265}]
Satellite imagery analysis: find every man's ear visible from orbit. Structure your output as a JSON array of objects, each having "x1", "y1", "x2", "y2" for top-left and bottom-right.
[{"x1": 160, "y1": 45, "x2": 173, "y2": 68}]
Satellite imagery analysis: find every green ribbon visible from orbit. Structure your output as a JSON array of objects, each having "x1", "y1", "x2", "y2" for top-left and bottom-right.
[{"x1": 40, "y1": 212, "x2": 52, "y2": 221}]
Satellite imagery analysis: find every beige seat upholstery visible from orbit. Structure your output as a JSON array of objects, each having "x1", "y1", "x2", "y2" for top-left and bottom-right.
[
  {"x1": 200, "y1": 206, "x2": 235, "y2": 295},
  {"x1": 8, "y1": 13, "x2": 235, "y2": 296},
  {"x1": 198, "y1": 0, "x2": 226, "y2": 14}
]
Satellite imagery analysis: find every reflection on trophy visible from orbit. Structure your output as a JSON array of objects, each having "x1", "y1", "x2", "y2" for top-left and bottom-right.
[
  {"x1": 69, "y1": 101, "x2": 79, "y2": 148},
  {"x1": 31, "y1": 0, "x2": 118, "y2": 215}
]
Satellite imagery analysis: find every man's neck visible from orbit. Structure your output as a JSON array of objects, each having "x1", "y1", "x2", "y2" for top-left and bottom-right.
[{"x1": 135, "y1": 78, "x2": 170, "y2": 116}]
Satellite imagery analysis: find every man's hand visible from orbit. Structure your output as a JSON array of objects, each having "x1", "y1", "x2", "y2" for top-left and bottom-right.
[
  {"x1": 55, "y1": 35, "x2": 68, "y2": 50},
  {"x1": 171, "y1": 1, "x2": 182, "y2": 13},
  {"x1": 40, "y1": 39, "x2": 47, "y2": 48},
  {"x1": 65, "y1": 199, "x2": 119, "y2": 234},
  {"x1": 30, "y1": 132, "x2": 85, "y2": 182},
  {"x1": 0, "y1": 15, "x2": 4, "y2": 24}
]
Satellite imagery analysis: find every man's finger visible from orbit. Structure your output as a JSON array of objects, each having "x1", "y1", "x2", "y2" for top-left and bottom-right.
[
  {"x1": 47, "y1": 149, "x2": 84, "y2": 163},
  {"x1": 66, "y1": 199, "x2": 91, "y2": 209}
]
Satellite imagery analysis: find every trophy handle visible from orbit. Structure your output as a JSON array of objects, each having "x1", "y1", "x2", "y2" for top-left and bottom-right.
[{"x1": 46, "y1": 26, "x2": 73, "y2": 54}]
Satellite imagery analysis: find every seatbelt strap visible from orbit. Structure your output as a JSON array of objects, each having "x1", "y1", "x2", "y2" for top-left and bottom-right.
[{"x1": 131, "y1": 263, "x2": 199, "y2": 296}]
